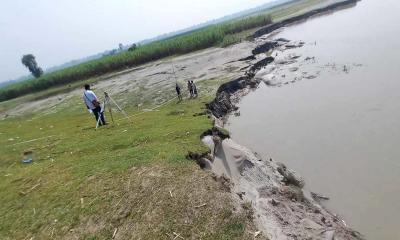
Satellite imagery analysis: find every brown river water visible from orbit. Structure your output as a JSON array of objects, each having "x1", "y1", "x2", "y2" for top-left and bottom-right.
[{"x1": 227, "y1": 1, "x2": 400, "y2": 239}]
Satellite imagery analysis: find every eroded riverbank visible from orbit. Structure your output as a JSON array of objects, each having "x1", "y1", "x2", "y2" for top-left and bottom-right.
[
  {"x1": 226, "y1": 0, "x2": 400, "y2": 239},
  {"x1": 199, "y1": 1, "x2": 371, "y2": 239}
]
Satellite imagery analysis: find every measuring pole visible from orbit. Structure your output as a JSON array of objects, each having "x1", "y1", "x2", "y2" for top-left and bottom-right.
[{"x1": 96, "y1": 96, "x2": 107, "y2": 129}]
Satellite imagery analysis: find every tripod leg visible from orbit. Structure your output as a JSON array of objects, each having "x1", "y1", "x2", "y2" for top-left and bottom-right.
[
  {"x1": 96, "y1": 98, "x2": 107, "y2": 129},
  {"x1": 109, "y1": 95, "x2": 133, "y2": 123},
  {"x1": 95, "y1": 110, "x2": 102, "y2": 129},
  {"x1": 107, "y1": 98, "x2": 115, "y2": 123}
]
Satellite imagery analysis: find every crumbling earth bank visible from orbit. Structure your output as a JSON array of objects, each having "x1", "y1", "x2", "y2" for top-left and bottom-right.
[{"x1": 201, "y1": 1, "x2": 366, "y2": 238}]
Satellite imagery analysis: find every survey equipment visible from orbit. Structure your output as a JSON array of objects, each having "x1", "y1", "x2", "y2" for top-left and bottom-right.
[{"x1": 96, "y1": 92, "x2": 132, "y2": 129}]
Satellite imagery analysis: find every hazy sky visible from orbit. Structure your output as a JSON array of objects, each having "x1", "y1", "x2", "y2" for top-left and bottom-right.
[{"x1": 0, "y1": 0, "x2": 274, "y2": 82}]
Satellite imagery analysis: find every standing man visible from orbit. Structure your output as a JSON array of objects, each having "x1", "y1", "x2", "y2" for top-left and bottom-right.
[
  {"x1": 83, "y1": 84, "x2": 106, "y2": 126},
  {"x1": 175, "y1": 83, "x2": 182, "y2": 101},
  {"x1": 191, "y1": 81, "x2": 198, "y2": 98},
  {"x1": 187, "y1": 80, "x2": 193, "y2": 98}
]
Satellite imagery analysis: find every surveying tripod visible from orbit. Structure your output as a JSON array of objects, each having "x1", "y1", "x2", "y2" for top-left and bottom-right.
[{"x1": 96, "y1": 92, "x2": 132, "y2": 129}]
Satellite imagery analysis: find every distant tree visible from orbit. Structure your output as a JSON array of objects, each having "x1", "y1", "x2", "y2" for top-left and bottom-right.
[
  {"x1": 21, "y1": 54, "x2": 43, "y2": 78},
  {"x1": 118, "y1": 43, "x2": 124, "y2": 51},
  {"x1": 128, "y1": 43, "x2": 137, "y2": 51}
]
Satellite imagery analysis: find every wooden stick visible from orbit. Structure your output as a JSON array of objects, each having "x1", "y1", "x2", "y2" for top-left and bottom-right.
[
  {"x1": 20, "y1": 183, "x2": 41, "y2": 196},
  {"x1": 164, "y1": 131, "x2": 174, "y2": 137},
  {"x1": 87, "y1": 197, "x2": 98, "y2": 206},
  {"x1": 112, "y1": 228, "x2": 118, "y2": 239},
  {"x1": 194, "y1": 203, "x2": 207, "y2": 208},
  {"x1": 114, "y1": 196, "x2": 124, "y2": 208},
  {"x1": 173, "y1": 232, "x2": 184, "y2": 240},
  {"x1": 7, "y1": 162, "x2": 16, "y2": 169}
]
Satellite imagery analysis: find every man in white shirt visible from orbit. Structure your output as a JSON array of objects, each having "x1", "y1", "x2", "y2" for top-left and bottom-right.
[{"x1": 83, "y1": 84, "x2": 106, "y2": 126}]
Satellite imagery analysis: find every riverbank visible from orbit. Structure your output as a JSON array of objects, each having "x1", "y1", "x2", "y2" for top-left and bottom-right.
[
  {"x1": 226, "y1": 0, "x2": 400, "y2": 238},
  {"x1": 201, "y1": 39, "x2": 365, "y2": 239},
  {"x1": 201, "y1": 0, "x2": 366, "y2": 239},
  {"x1": 207, "y1": 0, "x2": 361, "y2": 120}
]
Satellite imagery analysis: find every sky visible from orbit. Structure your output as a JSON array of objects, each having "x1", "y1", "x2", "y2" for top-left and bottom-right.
[{"x1": 0, "y1": 0, "x2": 275, "y2": 83}]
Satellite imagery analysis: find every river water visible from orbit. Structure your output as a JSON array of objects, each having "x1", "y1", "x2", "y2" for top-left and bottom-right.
[{"x1": 227, "y1": 1, "x2": 400, "y2": 239}]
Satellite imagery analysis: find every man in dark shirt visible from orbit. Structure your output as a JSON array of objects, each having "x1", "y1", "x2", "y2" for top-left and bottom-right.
[{"x1": 175, "y1": 83, "x2": 182, "y2": 101}]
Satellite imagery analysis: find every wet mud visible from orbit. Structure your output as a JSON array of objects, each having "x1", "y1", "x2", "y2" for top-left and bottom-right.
[{"x1": 253, "y1": 0, "x2": 360, "y2": 38}]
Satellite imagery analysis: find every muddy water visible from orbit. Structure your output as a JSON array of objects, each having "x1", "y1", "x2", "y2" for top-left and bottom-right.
[{"x1": 227, "y1": 1, "x2": 400, "y2": 239}]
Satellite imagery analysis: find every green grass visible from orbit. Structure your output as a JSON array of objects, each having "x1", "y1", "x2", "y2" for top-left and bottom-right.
[
  {"x1": 0, "y1": 93, "x2": 261, "y2": 239},
  {"x1": 220, "y1": 35, "x2": 242, "y2": 48}
]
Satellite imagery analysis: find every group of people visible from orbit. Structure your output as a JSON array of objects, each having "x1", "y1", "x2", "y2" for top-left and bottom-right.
[
  {"x1": 175, "y1": 80, "x2": 198, "y2": 101},
  {"x1": 187, "y1": 80, "x2": 198, "y2": 98},
  {"x1": 84, "y1": 80, "x2": 200, "y2": 126}
]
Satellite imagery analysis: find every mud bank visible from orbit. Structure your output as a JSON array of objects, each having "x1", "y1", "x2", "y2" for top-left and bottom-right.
[
  {"x1": 201, "y1": 1, "x2": 365, "y2": 239},
  {"x1": 197, "y1": 135, "x2": 364, "y2": 240},
  {"x1": 206, "y1": 56, "x2": 273, "y2": 119},
  {"x1": 207, "y1": 0, "x2": 362, "y2": 120},
  {"x1": 253, "y1": 0, "x2": 360, "y2": 39}
]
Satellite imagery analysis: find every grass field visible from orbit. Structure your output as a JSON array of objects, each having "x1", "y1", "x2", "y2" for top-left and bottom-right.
[{"x1": 0, "y1": 88, "x2": 261, "y2": 239}]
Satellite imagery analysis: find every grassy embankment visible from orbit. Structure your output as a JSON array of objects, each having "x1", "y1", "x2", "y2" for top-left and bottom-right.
[{"x1": 0, "y1": 87, "x2": 259, "y2": 239}]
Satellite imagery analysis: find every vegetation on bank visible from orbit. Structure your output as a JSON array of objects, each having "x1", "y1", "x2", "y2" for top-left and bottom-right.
[{"x1": 0, "y1": 15, "x2": 272, "y2": 102}]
